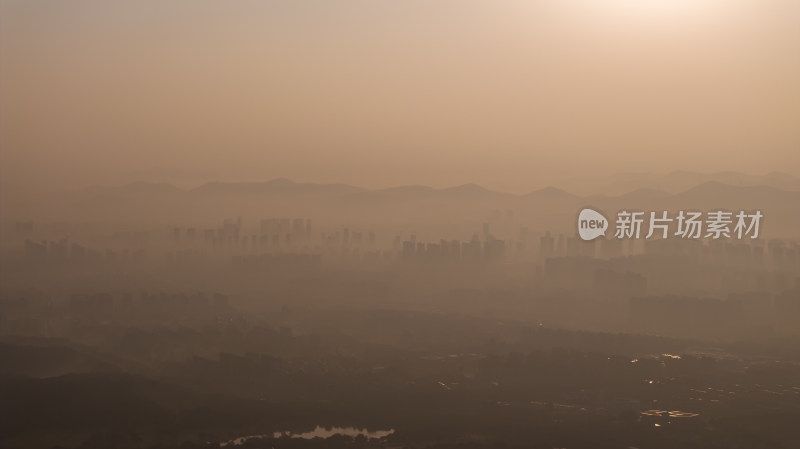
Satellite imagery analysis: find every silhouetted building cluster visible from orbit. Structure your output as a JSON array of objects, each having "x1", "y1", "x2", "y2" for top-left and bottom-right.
[{"x1": 24, "y1": 239, "x2": 145, "y2": 265}]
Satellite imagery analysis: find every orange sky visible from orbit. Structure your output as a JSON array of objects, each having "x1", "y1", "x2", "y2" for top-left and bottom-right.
[{"x1": 1, "y1": 0, "x2": 798, "y2": 193}]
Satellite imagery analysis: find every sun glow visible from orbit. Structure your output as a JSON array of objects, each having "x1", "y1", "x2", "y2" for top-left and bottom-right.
[{"x1": 597, "y1": 0, "x2": 722, "y2": 16}]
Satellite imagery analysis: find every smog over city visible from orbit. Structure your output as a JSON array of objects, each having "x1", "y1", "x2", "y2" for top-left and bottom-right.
[{"x1": 1, "y1": 1, "x2": 799, "y2": 449}]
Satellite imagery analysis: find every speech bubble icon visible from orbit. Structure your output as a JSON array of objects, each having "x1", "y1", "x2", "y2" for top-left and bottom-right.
[{"x1": 577, "y1": 208, "x2": 609, "y2": 241}]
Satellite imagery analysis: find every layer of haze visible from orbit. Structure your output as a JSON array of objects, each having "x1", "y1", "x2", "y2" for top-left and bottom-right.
[{"x1": 1, "y1": 0, "x2": 799, "y2": 194}]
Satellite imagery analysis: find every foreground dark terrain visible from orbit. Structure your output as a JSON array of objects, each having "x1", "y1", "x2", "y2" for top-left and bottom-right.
[{"x1": 1, "y1": 213, "x2": 799, "y2": 449}]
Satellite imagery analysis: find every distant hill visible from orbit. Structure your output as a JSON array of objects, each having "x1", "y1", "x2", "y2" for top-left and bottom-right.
[
  {"x1": 560, "y1": 171, "x2": 800, "y2": 196},
  {"x1": 83, "y1": 181, "x2": 183, "y2": 197},
  {"x1": 524, "y1": 187, "x2": 580, "y2": 202},
  {"x1": 6, "y1": 175, "x2": 799, "y2": 237},
  {"x1": 189, "y1": 178, "x2": 366, "y2": 197}
]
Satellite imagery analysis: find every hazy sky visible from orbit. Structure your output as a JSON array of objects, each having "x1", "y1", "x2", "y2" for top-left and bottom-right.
[{"x1": 1, "y1": 0, "x2": 798, "y2": 193}]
